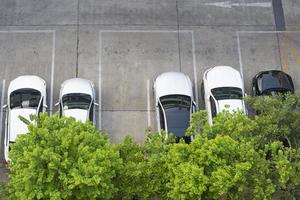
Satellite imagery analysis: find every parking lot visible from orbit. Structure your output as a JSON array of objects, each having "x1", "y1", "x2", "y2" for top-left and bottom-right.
[{"x1": 0, "y1": 0, "x2": 299, "y2": 168}]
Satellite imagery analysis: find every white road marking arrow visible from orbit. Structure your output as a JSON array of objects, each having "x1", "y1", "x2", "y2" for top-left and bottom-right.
[{"x1": 204, "y1": 1, "x2": 272, "y2": 8}]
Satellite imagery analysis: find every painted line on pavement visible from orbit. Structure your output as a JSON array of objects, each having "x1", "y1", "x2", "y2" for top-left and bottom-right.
[
  {"x1": 191, "y1": 31, "x2": 199, "y2": 109},
  {"x1": 50, "y1": 31, "x2": 56, "y2": 115}
]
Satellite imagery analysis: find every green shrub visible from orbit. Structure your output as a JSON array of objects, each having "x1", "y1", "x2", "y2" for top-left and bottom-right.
[{"x1": 8, "y1": 113, "x2": 121, "y2": 200}]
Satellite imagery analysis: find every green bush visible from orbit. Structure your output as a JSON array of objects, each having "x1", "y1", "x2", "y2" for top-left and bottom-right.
[
  {"x1": 6, "y1": 94, "x2": 300, "y2": 199},
  {"x1": 8, "y1": 114, "x2": 121, "y2": 200}
]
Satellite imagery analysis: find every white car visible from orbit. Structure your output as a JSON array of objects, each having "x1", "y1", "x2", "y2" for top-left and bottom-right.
[
  {"x1": 154, "y1": 72, "x2": 196, "y2": 142},
  {"x1": 201, "y1": 66, "x2": 246, "y2": 124},
  {"x1": 56, "y1": 78, "x2": 97, "y2": 123},
  {"x1": 3, "y1": 75, "x2": 47, "y2": 163}
]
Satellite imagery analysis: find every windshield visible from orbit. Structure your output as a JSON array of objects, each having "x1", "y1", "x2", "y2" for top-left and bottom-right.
[
  {"x1": 62, "y1": 93, "x2": 92, "y2": 110},
  {"x1": 160, "y1": 95, "x2": 191, "y2": 138},
  {"x1": 211, "y1": 87, "x2": 243, "y2": 100},
  {"x1": 10, "y1": 89, "x2": 41, "y2": 109},
  {"x1": 260, "y1": 71, "x2": 294, "y2": 93}
]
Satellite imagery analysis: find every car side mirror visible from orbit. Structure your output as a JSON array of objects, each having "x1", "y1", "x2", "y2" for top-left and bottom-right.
[
  {"x1": 55, "y1": 102, "x2": 59, "y2": 106},
  {"x1": 44, "y1": 104, "x2": 48, "y2": 108},
  {"x1": 244, "y1": 93, "x2": 248, "y2": 97},
  {"x1": 2, "y1": 104, "x2": 7, "y2": 109},
  {"x1": 94, "y1": 102, "x2": 99, "y2": 106}
]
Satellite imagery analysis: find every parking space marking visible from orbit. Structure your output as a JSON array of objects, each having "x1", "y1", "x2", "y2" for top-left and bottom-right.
[
  {"x1": 147, "y1": 79, "x2": 151, "y2": 127},
  {"x1": 99, "y1": 30, "x2": 192, "y2": 33},
  {"x1": 98, "y1": 30, "x2": 198, "y2": 110},
  {"x1": 50, "y1": 31, "x2": 56, "y2": 115},
  {"x1": 99, "y1": 30, "x2": 199, "y2": 130},
  {"x1": 0, "y1": 30, "x2": 54, "y2": 33},
  {"x1": 0, "y1": 80, "x2": 6, "y2": 153},
  {"x1": 0, "y1": 30, "x2": 56, "y2": 114},
  {"x1": 236, "y1": 31, "x2": 244, "y2": 79},
  {"x1": 191, "y1": 31, "x2": 199, "y2": 109},
  {"x1": 236, "y1": 30, "x2": 300, "y2": 76}
]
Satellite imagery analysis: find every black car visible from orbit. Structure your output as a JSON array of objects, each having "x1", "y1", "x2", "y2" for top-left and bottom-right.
[{"x1": 252, "y1": 70, "x2": 294, "y2": 96}]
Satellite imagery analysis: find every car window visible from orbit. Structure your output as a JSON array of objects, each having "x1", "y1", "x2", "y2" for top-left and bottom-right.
[
  {"x1": 89, "y1": 102, "x2": 94, "y2": 122},
  {"x1": 211, "y1": 87, "x2": 243, "y2": 100},
  {"x1": 160, "y1": 95, "x2": 191, "y2": 109},
  {"x1": 158, "y1": 104, "x2": 165, "y2": 130},
  {"x1": 260, "y1": 71, "x2": 294, "y2": 92},
  {"x1": 10, "y1": 89, "x2": 41, "y2": 109},
  {"x1": 160, "y1": 95, "x2": 191, "y2": 138},
  {"x1": 62, "y1": 93, "x2": 92, "y2": 110},
  {"x1": 38, "y1": 98, "x2": 43, "y2": 114},
  {"x1": 210, "y1": 96, "x2": 217, "y2": 118}
]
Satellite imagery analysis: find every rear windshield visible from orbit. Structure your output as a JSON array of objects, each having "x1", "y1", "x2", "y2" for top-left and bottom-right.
[
  {"x1": 211, "y1": 87, "x2": 243, "y2": 100},
  {"x1": 260, "y1": 71, "x2": 294, "y2": 93},
  {"x1": 62, "y1": 93, "x2": 92, "y2": 110},
  {"x1": 160, "y1": 95, "x2": 191, "y2": 138},
  {"x1": 10, "y1": 89, "x2": 41, "y2": 109}
]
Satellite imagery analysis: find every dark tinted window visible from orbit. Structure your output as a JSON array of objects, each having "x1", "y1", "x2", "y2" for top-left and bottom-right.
[
  {"x1": 38, "y1": 98, "x2": 43, "y2": 114},
  {"x1": 159, "y1": 104, "x2": 165, "y2": 130},
  {"x1": 10, "y1": 89, "x2": 41, "y2": 109},
  {"x1": 62, "y1": 93, "x2": 92, "y2": 110},
  {"x1": 259, "y1": 71, "x2": 294, "y2": 94},
  {"x1": 160, "y1": 95, "x2": 191, "y2": 138},
  {"x1": 89, "y1": 102, "x2": 94, "y2": 122},
  {"x1": 210, "y1": 96, "x2": 217, "y2": 118},
  {"x1": 211, "y1": 87, "x2": 243, "y2": 100}
]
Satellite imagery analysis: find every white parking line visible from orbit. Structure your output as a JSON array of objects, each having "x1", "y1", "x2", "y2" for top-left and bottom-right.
[
  {"x1": 0, "y1": 30, "x2": 54, "y2": 33},
  {"x1": 0, "y1": 80, "x2": 6, "y2": 151},
  {"x1": 99, "y1": 30, "x2": 193, "y2": 33},
  {"x1": 237, "y1": 30, "x2": 300, "y2": 34},
  {"x1": 147, "y1": 80, "x2": 151, "y2": 127},
  {"x1": 191, "y1": 31, "x2": 199, "y2": 109},
  {"x1": 50, "y1": 31, "x2": 56, "y2": 115},
  {"x1": 236, "y1": 30, "x2": 300, "y2": 88},
  {"x1": 98, "y1": 30, "x2": 198, "y2": 131},
  {"x1": 98, "y1": 31, "x2": 102, "y2": 129},
  {"x1": 236, "y1": 32, "x2": 244, "y2": 79}
]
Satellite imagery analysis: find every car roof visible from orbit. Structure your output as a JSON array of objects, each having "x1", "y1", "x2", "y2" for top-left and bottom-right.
[
  {"x1": 8, "y1": 75, "x2": 46, "y2": 94},
  {"x1": 155, "y1": 72, "x2": 193, "y2": 98},
  {"x1": 61, "y1": 78, "x2": 94, "y2": 96},
  {"x1": 204, "y1": 66, "x2": 243, "y2": 89}
]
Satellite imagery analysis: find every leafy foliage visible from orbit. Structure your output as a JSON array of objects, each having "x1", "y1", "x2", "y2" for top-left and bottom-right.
[
  {"x1": 8, "y1": 113, "x2": 121, "y2": 200},
  {"x1": 6, "y1": 94, "x2": 300, "y2": 199},
  {"x1": 115, "y1": 131, "x2": 172, "y2": 199}
]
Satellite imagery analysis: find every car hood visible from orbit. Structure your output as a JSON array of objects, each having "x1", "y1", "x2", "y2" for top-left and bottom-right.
[
  {"x1": 9, "y1": 108, "x2": 36, "y2": 142},
  {"x1": 217, "y1": 99, "x2": 245, "y2": 113},
  {"x1": 63, "y1": 109, "x2": 88, "y2": 122},
  {"x1": 206, "y1": 66, "x2": 243, "y2": 89},
  {"x1": 155, "y1": 72, "x2": 193, "y2": 98},
  {"x1": 61, "y1": 78, "x2": 94, "y2": 96},
  {"x1": 8, "y1": 75, "x2": 46, "y2": 94}
]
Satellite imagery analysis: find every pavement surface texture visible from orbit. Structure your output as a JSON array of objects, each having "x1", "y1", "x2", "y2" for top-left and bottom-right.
[{"x1": 0, "y1": 0, "x2": 300, "y2": 181}]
